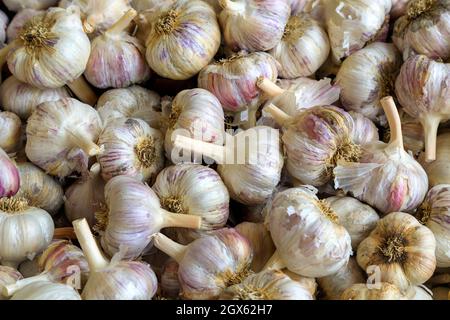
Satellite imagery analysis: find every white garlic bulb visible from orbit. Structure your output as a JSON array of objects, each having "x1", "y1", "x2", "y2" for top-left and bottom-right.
[
  {"x1": 6, "y1": 9, "x2": 43, "y2": 43},
  {"x1": 349, "y1": 111, "x2": 380, "y2": 145},
  {"x1": 145, "y1": 0, "x2": 221, "y2": 80},
  {"x1": 0, "y1": 266, "x2": 23, "y2": 300},
  {"x1": 336, "y1": 42, "x2": 402, "y2": 123},
  {"x1": 0, "y1": 111, "x2": 22, "y2": 153},
  {"x1": 0, "y1": 76, "x2": 71, "y2": 121},
  {"x1": 97, "y1": 86, "x2": 162, "y2": 129},
  {"x1": 15, "y1": 162, "x2": 64, "y2": 216},
  {"x1": 85, "y1": 9, "x2": 151, "y2": 89},
  {"x1": 97, "y1": 118, "x2": 164, "y2": 182},
  {"x1": 0, "y1": 148, "x2": 20, "y2": 198},
  {"x1": 341, "y1": 283, "x2": 407, "y2": 300},
  {"x1": 26, "y1": 98, "x2": 103, "y2": 178},
  {"x1": 357, "y1": 212, "x2": 436, "y2": 292},
  {"x1": 0, "y1": 10, "x2": 8, "y2": 44},
  {"x1": 219, "y1": 0, "x2": 291, "y2": 52},
  {"x1": 325, "y1": 196, "x2": 379, "y2": 250},
  {"x1": 269, "y1": 14, "x2": 329, "y2": 79},
  {"x1": 10, "y1": 282, "x2": 81, "y2": 300},
  {"x1": 0, "y1": 197, "x2": 54, "y2": 268},
  {"x1": 265, "y1": 186, "x2": 352, "y2": 278},
  {"x1": 420, "y1": 133, "x2": 450, "y2": 187},
  {"x1": 3, "y1": 0, "x2": 58, "y2": 11}
]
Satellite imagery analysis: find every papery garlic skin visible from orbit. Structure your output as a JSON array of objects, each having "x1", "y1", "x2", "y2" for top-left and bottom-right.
[
  {"x1": 0, "y1": 111, "x2": 22, "y2": 153},
  {"x1": 98, "y1": 118, "x2": 164, "y2": 182},
  {"x1": 198, "y1": 52, "x2": 279, "y2": 113},
  {"x1": 97, "y1": 86, "x2": 162, "y2": 129},
  {"x1": 132, "y1": 0, "x2": 175, "y2": 12},
  {"x1": 145, "y1": 0, "x2": 221, "y2": 80},
  {"x1": 325, "y1": 196, "x2": 379, "y2": 250},
  {"x1": 269, "y1": 14, "x2": 329, "y2": 79},
  {"x1": 3, "y1": 0, "x2": 58, "y2": 11},
  {"x1": 26, "y1": 98, "x2": 102, "y2": 178},
  {"x1": 266, "y1": 187, "x2": 352, "y2": 278},
  {"x1": 349, "y1": 111, "x2": 380, "y2": 145},
  {"x1": 0, "y1": 266, "x2": 23, "y2": 300},
  {"x1": 221, "y1": 270, "x2": 314, "y2": 300},
  {"x1": 391, "y1": 0, "x2": 410, "y2": 19},
  {"x1": 6, "y1": 9, "x2": 43, "y2": 43},
  {"x1": 357, "y1": 212, "x2": 436, "y2": 292},
  {"x1": 336, "y1": 42, "x2": 402, "y2": 123},
  {"x1": 416, "y1": 185, "x2": 450, "y2": 267},
  {"x1": 0, "y1": 149, "x2": 20, "y2": 198},
  {"x1": 219, "y1": 0, "x2": 290, "y2": 52},
  {"x1": 11, "y1": 282, "x2": 81, "y2": 300},
  {"x1": 7, "y1": 7, "x2": 91, "y2": 89},
  {"x1": 341, "y1": 283, "x2": 407, "y2": 300},
  {"x1": 161, "y1": 259, "x2": 180, "y2": 299},
  {"x1": 0, "y1": 76, "x2": 71, "y2": 121},
  {"x1": 16, "y1": 162, "x2": 64, "y2": 216},
  {"x1": 407, "y1": 286, "x2": 433, "y2": 300}
]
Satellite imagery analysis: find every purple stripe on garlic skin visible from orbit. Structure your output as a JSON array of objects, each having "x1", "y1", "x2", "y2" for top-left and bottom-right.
[
  {"x1": 348, "y1": 111, "x2": 379, "y2": 145},
  {"x1": 0, "y1": 148, "x2": 20, "y2": 198}
]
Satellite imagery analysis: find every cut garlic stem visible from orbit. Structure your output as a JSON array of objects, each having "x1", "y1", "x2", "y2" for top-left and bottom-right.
[
  {"x1": 257, "y1": 77, "x2": 286, "y2": 97},
  {"x1": 174, "y1": 135, "x2": 227, "y2": 164},
  {"x1": 53, "y1": 227, "x2": 77, "y2": 240},
  {"x1": 73, "y1": 218, "x2": 109, "y2": 272},
  {"x1": 263, "y1": 251, "x2": 286, "y2": 271},
  {"x1": 380, "y1": 96, "x2": 404, "y2": 150},
  {"x1": 67, "y1": 76, "x2": 98, "y2": 106},
  {"x1": 3, "y1": 273, "x2": 52, "y2": 297},
  {"x1": 66, "y1": 128, "x2": 101, "y2": 157},
  {"x1": 106, "y1": 9, "x2": 137, "y2": 37},
  {"x1": 265, "y1": 104, "x2": 292, "y2": 126},
  {"x1": 160, "y1": 209, "x2": 202, "y2": 230},
  {"x1": 420, "y1": 114, "x2": 441, "y2": 163},
  {"x1": 153, "y1": 233, "x2": 187, "y2": 263}
]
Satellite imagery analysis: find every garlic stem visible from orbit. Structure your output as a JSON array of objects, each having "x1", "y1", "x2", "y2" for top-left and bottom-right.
[
  {"x1": 173, "y1": 135, "x2": 226, "y2": 163},
  {"x1": 160, "y1": 209, "x2": 202, "y2": 230},
  {"x1": 53, "y1": 227, "x2": 77, "y2": 240},
  {"x1": 67, "y1": 76, "x2": 98, "y2": 106},
  {"x1": 380, "y1": 96, "x2": 404, "y2": 150},
  {"x1": 106, "y1": 9, "x2": 137, "y2": 37},
  {"x1": 72, "y1": 218, "x2": 109, "y2": 272},
  {"x1": 265, "y1": 104, "x2": 292, "y2": 126},
  {"x1": 257, "y1": 77, "x2": 286, "y2": 97},
  {"x1": 3, "y1": 273, "x2": 52, "y2": 297},
  {"x1": 67, "y1": 128, "x2": 101, "y2": 157},
  {"x1": 420, "y1": 114, "x2": 441, "y2": 163},
  {"x1": 219, "y1": 0, "x2": 246, "y2": 12},
  {"x1": 153, "y1": 233, "x2": 187, "y2": 263},
  {"x1": 263, "y1": 251, "x2": 286, "y2": 271}
]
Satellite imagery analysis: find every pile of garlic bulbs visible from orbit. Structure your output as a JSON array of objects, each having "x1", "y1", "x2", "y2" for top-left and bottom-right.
[{"x1": 0, "y1": 0, "x2": 449, "y2": 301}]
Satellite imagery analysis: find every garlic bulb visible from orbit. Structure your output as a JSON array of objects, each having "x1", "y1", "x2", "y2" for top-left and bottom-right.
[
  {"x1": 174, "y1": 126, "x2": 283, "y2": 205},
  {"x1": 10, "y1": 282, "x2": 81, "y2": 300},
  {"x1": 265, "y1": 186, "x2": 352, "y2": 278},
  {"x1": 393, "y1": 0, "x2": 450, "y2": 60},
  {"x1": 145, "y1": 0, "x2": 220, "y2": 80},
  {"x1": 0, "y1": 149, "x2": 20, "y2": 198},
  {"x1": 341, "y1": 283, "x2": 407, "y2": 300},
  {"x1": 100, "y1": 175, "x2": 202, "y2": 259},
  {"x1": 85, "y1": 9, "x2": 151, "y2": 89},
  {"x1": 220, "y1": 270, "x2": 314, "y2": 300},
  {"x1": 0, "y1": 10, "x2": 8, "y2": 44},
  {"x1": 15, "y1": 162, "x2": 64, "y2": 216},
  {"x1": 0, "y1": 76, "x2": 71, "y2": 121},
  {"x1": 219, "y1": 0, "x2": 290, "y2": 52},
  {"x1": 3, "y1": 0, "x2": 58, "y2": 11},
  {"x1": 0, "y1": 111, "x2": 22, "y2": 153},
  {"x1": 0, "y1": 197, "x2": 54, "y2": 268},
  {"x1": 152, "y1": 164, "x2": 230, "y2": 237},
  {"x1": 160, "y1": 259, "x2": 180, "y2": 299},
  {"x1": 349, "y1": 111, "x2": 380, "y2": 145},
  {"x1": 269, "y1": 14, "x2": 329, "y2": 79},
  {"x1": 415, "y1": 185, "x2": 450, "y2": 267},
  {"x1": 153, "y1": 229, "x2": 253, "y2": 300},
  {"x1": 6, "y1": 9, "x2": 43, "y2": 43},
  {"x1": 421, "y1": 133, "x2": 450, "y2": 187},
  {"x1": 395, "y1": 55, "x2": 450, "y2": 162},
  {"x1": 164, "y1": 88, "x2": 224, "y2": 158},
  {"x1": 317, "y1": 257, "x2": 366, "y2": 300},
  {"x1": 26, "y1": 98, "x2": 103, "y2": 178},
  {"x1": 283, "y1": 270, "x2": 318, "y2": 296},
  {"x1": 73, "y1": 218, "x2": 158, "y2": 300},
  {"x1": 334, "y1": 97, "x2": 428, "y2": 215},
  {"x1": 336, "y1": 42, "x2": 402, "y2": 123},
  {"x1": 324, "y1": 196, "x2": 379, "y2": 250},
  {"x1": 357, "y1": 212, "x2": 436, "y2": 292},
  {"x1": 98, "y1": 118, "x2": 164, "y2": 182},
  {"x1": 235, "y1": 222, "x2": 275, "y2": 272},
  {"x1": 64, "y1": 163, "x2": 105, "y2": 227},
  {"x1": 0, "y1": 266, "x2": 23, "y2": 300},
  {"x1": 97, "y1": 86, "x2": 162, "y2": 129}
]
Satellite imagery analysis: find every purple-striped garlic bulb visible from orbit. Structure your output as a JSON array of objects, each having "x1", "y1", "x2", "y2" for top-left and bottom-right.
[
  {"x1": 2, "y1": 240, "x2": 89, "y2": 297},
  {"x1": 0, "y1": 148, "x2": 20, "y2": 198},
  {"x1": 393, "y1": 0, "x2": 450, "y2": 60},
  {"x1": 198, "y1": 51, "x2": 278, "y2": 126},
  {"x1": 85, "y1": 9, "x2": 151, "y2": 89},
  {"x1": 0, "y1": 111, "x2": 22, "y2": 153},
  {"x1": 0, "y1": 76, "x2": 71, "y2": 121},
  {"x1": 269, "y1": 14, "x2": 329, "y2": 79},
  {"x1": 3, "y1": 0, "x2": 58, "y2": 11},
  {"x1": 220, "y1": 270, "x2": 314, "y2": 300},
  {"x1": 145, "y1": 0, "x2": 220, "y2": 80},
  {"x1": 265, "y1": 187, "x2": 352, "y2": 278},
  {"x1": 341, "y1": 283, "x2": 407, "y2": 300},
  {"x1": 152, "y1": 164, "x2": 230, "y2": 242},
  {"x1": 153, "y1": 229, "x2": 253, "y2": 300},
  {"x1": 99, "y1": 175, "x2": 202, "y2": 259},
  {"x1": 73, "y1": 218, "x2": 158, "y2": 300},
  {"x1": 97, "y1": 118, "x2": 164, "y2": 182},
  {"x1": 336, "y1": 42, "x2": 403, "y2": 123},
  {"x1": 64, "y1": 163, "x2": 105, "y2": 227},
  {"x1": 416, "y1": 185, "x2": 450, "y2": 267},
  {"x1": 173, "y1": 126, "x2": 284, "y2": 206},
  {"x1": 357, "y1": 212, "x2": 436, "y2": 292},
  {"x1": 334, "y1": 97, "x2": 428, "y2": 215},
  {"x1": 420, "y1": 133, "x2": 450, "y2": 187},
  {"x1": 6, "y1": 9, "x2": 43, "y2": 43},
  {"x1": 349, "y1": 111, "x2": 380, "y2": 146},
  {"x1": 25, "y1": 98, "x2": 102, "y2": 178},
  {"x1": 164, "y1": 89, "x2": 224, "y2": 159},
  {"x1": 10, "y1": 281, "x2": 81, "y2": 300},
  {"x1": 395, "y1": 55, "x2": 450, "y2": 162},
  {"x1": 0, "y1": 10, "x2": 8, "y2": 44},
  {"x1": 0, "y1": 266, "x2": 23, "y2": 300},
  {"x1": 97, "y1": 86, "x2": 162, "y2": 129},
  {"x1": 219, "y1": 0, "x2": 290, "y2": 52},
  {"x1": 160, "y1": 259, "x2": 180, "y2": 299}
]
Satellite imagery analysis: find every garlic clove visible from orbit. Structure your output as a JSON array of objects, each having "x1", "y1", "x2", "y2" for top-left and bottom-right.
[
  {"x1": 341, "y1": 283, "x2": 407, "y2": 300},
  {"x1": 0, "y1": 266, "x2": 23, "y2": 300},
  {"x1": 0, "y1": 111, "x2": 22, "y2": 154},
  {"x1": 10, "y1": 281, "x2": 81, "y2": 300},
  {"x1": 0, "y1": 148, "x2": 20, "y2": 198}
]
